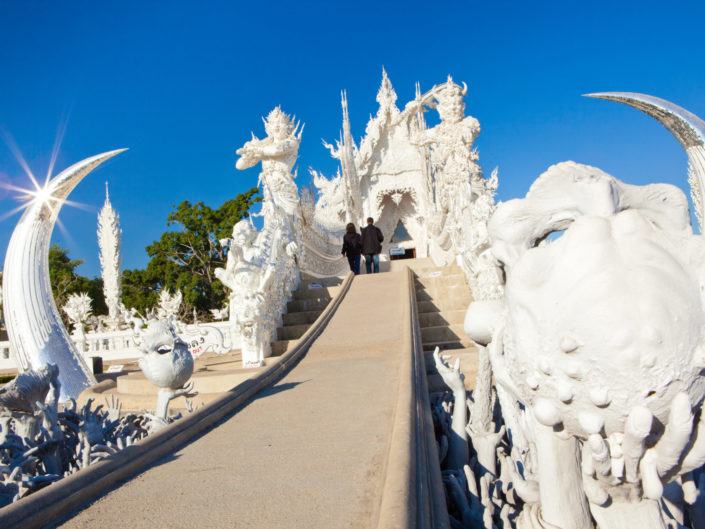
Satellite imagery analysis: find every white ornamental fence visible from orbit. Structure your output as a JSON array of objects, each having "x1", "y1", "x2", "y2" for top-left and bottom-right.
[{"x1": 0, "y1": 321, "x2": 240, "y2": 373}]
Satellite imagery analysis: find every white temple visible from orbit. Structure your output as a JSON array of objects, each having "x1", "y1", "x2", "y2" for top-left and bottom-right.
[
  {"x1": 302, "y1": 70, "x2": 500, "y2": 299},
  {"x1": 4, "y1": 65, "x2": 705, "y2": 527}
]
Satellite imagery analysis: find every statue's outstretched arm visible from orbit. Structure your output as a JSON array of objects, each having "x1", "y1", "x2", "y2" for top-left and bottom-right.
[{"x1": 259, "y1": 138, "x2": 299, "y2": 157}]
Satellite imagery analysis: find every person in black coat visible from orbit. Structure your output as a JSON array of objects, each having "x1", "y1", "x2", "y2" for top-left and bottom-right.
[
  {"x1": 341, "y1": 223, "x2": 362, "y2": 275},
  {"x1": 360, "y1": 217, "x2": 384, "y2": 273}
]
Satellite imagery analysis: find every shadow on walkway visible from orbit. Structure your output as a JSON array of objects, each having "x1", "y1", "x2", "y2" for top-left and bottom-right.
[{"x1": 253, "y1": 379, "x2": 309, "y2": 400}]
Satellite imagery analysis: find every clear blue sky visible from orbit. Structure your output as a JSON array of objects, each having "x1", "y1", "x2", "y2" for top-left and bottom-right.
[{"x1": 1, "y1": 1, "x2": 704, "y2": 278}]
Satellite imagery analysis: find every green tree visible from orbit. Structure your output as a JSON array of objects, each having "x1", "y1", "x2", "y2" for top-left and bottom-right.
[
  {"x1": 125, "y1": 188, "x2": 261, "y2": 320},
  {"x1": 47, "y1": 244, "x2": 107, "y2": 326},
  {"x1": 121, "y1": 268, "x2": 158, "y2": 316}
]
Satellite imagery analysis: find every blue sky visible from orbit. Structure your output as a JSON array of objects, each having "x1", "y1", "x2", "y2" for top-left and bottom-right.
[{"x1": 1, "y1": 0, "x2": 704, "y2": 278}]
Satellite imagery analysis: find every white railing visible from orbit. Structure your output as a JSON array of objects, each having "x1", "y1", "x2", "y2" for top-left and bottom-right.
[{"x1": 0, "y1": 321, "x2": 241, "y2": 373}]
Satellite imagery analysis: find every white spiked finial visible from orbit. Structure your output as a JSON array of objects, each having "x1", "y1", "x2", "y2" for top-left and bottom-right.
[{"x1": 98, "y1": 180, "x2": 123, "y2": 332}]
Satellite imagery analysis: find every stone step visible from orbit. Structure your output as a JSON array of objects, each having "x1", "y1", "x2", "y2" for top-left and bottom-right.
[
  {"x1": 298, "y1": 277, "x2": 344, "y2": 288},
  {"x1": 417, "y1": 298, "x2": 472, "y2": 313},
  {"x1": 270, "y1": 339, "x2": 294, "y2": 357},
  {"x1": 277, "y1": 323, "x2": 310, "y2": 341},
  {"x1": 417, "y1": 301, "x2": 438, "y2": 313},
  {"x1": 415, "y1": 280, "x2": 468, "y2": 293},
  {"x1": 415, "y1": 285, "x2": 472, "y2": 304},
  {"x1": 418, "y1": 310, "x2": 466, "y2": 328},
  {"x1": 282, "y1": 310, "x2": 322, "y2": 325},
  {"x1": 422, "y1": 339, "x2": 472, "y2": 353},
  {"x1": 414, "y1": 273, "x2": 467, "y2": 287},
  {"x1": 287, "y1": 297, "x2": 330, "y2": 313},
  {"x1": 421, "y1": 324, "x2": 467, "y2": 344},
  {"x1": 412, "y1": 265, "x2": 464, "y2": 277},
  {"x1": 292, "y1": 286, "x2": 338, "y2": 300}
]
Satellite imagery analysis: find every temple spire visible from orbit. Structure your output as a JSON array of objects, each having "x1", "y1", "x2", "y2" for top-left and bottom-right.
[
  {"x1": 376, "y1": 67, "x2": 399, "y2": 117},
  {"x1": 340, "y1": 90, "x2": 361, "y2": 224},
  {"x1": 97, "y1": 183, "x2": 123, "y2": 330}
]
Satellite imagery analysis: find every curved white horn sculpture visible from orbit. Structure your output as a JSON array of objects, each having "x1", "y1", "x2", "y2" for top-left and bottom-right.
[
  {"x1": 2, "y1": 149, "x2": 127, "y2": 400},
  {"x1": 585, "y1": 92, "x2": 705, "y2": 229}
]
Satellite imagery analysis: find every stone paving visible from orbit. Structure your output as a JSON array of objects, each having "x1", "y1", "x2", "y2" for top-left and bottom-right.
[{"x1": 56, "y1": 270, "x2": 409, "y2": 529}]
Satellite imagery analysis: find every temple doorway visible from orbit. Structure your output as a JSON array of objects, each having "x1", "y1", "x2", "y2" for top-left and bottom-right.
[{"x1": 389, "y1": 220, "x2": 416, "y2": 260}]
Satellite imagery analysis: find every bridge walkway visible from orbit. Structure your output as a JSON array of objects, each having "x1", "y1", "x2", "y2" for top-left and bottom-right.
[{"x1": 57, "y1": 270, "x2": 414, "y2": 529}]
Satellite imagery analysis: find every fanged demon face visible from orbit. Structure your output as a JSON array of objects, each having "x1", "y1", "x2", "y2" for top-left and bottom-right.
[{"x1": 471, "y1": 162, "x2": 705, "y2": 439}]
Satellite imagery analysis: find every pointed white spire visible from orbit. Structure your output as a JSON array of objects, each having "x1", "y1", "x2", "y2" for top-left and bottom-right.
[
  {"x1": 415, "y1": 81, "x2": 427, "y2": 131},
  {"x1": 97, "y1": 182, "x2": 123, "y2": 329},
  {"x1": 376, "y1": 67, "x2": 399, "y2": 115},
  {"x1": 341, "y1": 90, "x2": 351, "y2": 136}
]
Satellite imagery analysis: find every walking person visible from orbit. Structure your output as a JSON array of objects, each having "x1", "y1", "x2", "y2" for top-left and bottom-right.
[
  {"x1": 341, "y1": 223, "x2": 362, "y2": 275},
  {"x1": 360, "y1": 217, "x2": 384, "y2": 274}
]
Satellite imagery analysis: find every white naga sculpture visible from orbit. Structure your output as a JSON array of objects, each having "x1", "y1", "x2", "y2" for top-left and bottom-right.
[
  {"x1": 457, "y1": 94, "x2": 705, "y2": 529},
  {"x1": 2, "y1": 149, "x2": 127, "y2": 401},
  {"x1": 216, "y1": 107, "x2": 303, "y2": 367},
  {"x1": 97, "y1": 183, "x2": 123, "y2": 330}
]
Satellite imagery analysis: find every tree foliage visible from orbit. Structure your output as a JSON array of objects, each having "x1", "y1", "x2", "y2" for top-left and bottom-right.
[
  {"x1": 122, "y1": 187, "x2": 262, "y2": 320},
  {"x1": 41, "y1": 188, "x2": 261, "y2": 325},
  {"x1": 48, "y1": 243, "x2": 107, "y2": 326}
]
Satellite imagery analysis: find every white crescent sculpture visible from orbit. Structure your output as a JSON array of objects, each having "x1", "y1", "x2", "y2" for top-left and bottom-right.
[
  {"x1": 2, "y1": 149, "x2": 127, "y2": 401},
  {"x1": 585, "y1": 92, "x2": 705, "y2": 228}
]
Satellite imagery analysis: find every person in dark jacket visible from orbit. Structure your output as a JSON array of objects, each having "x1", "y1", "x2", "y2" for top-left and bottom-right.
[
  {"x1": 360, "y1": 217, "x2": 384, "y2": 274},
  {"x1": 341, "y1": 223, "x2": 362, "y2": 275}
]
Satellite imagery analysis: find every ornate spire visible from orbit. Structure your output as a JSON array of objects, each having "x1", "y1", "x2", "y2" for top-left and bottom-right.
[
  {"x1": 414, "y1": 81, "x2": 427, "y2": 131},
  {"x1": 97, "y1": 182, "x2": 123, "y2": 329},
  {"x1": 339, "y1": 90, "x2": 361, "y2": 223},
  {"x1": 341, "y1": 90, "x2": 351, "y2": 137},
  {"x1": 376, "y1": 67, "x2": 399, "y2": 116}
]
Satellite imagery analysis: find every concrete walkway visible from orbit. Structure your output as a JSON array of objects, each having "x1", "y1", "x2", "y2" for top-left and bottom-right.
[{"x1": 57, "y1": 271, "x2": 410, "y2": 529}]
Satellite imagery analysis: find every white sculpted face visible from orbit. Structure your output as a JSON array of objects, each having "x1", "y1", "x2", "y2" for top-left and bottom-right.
[
  {"x1": 137, "y1": 320, "x2": 194, "y2": 390},
  {"x1": 232, "y1": 220, "x2": 257, "y2": 247},
  {"x1": 264, "y1": 106, "x2": 294, "y2": 141},
  {"x1": 489, "y1": 162, "x2": 705, "y2": 438},
  {"x1": 436, "y1": 88, "x2": 464, "y2": 124}
]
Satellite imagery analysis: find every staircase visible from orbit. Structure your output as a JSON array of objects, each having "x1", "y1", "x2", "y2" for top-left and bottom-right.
[
  {"x1": 407, "y1": 261, "x2": 479, "y2": 392},
  {"x1": 270, "y1": 276, "x2": 343, "y2": 357}
]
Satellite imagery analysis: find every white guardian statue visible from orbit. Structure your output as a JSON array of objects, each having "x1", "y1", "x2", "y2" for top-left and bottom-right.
[
  {"x1": 217, "y1": 107, "x2": 303, "y2": 367},
  {"x1": 236, "y1": 106, "x2": 303, "y2": 217}
]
